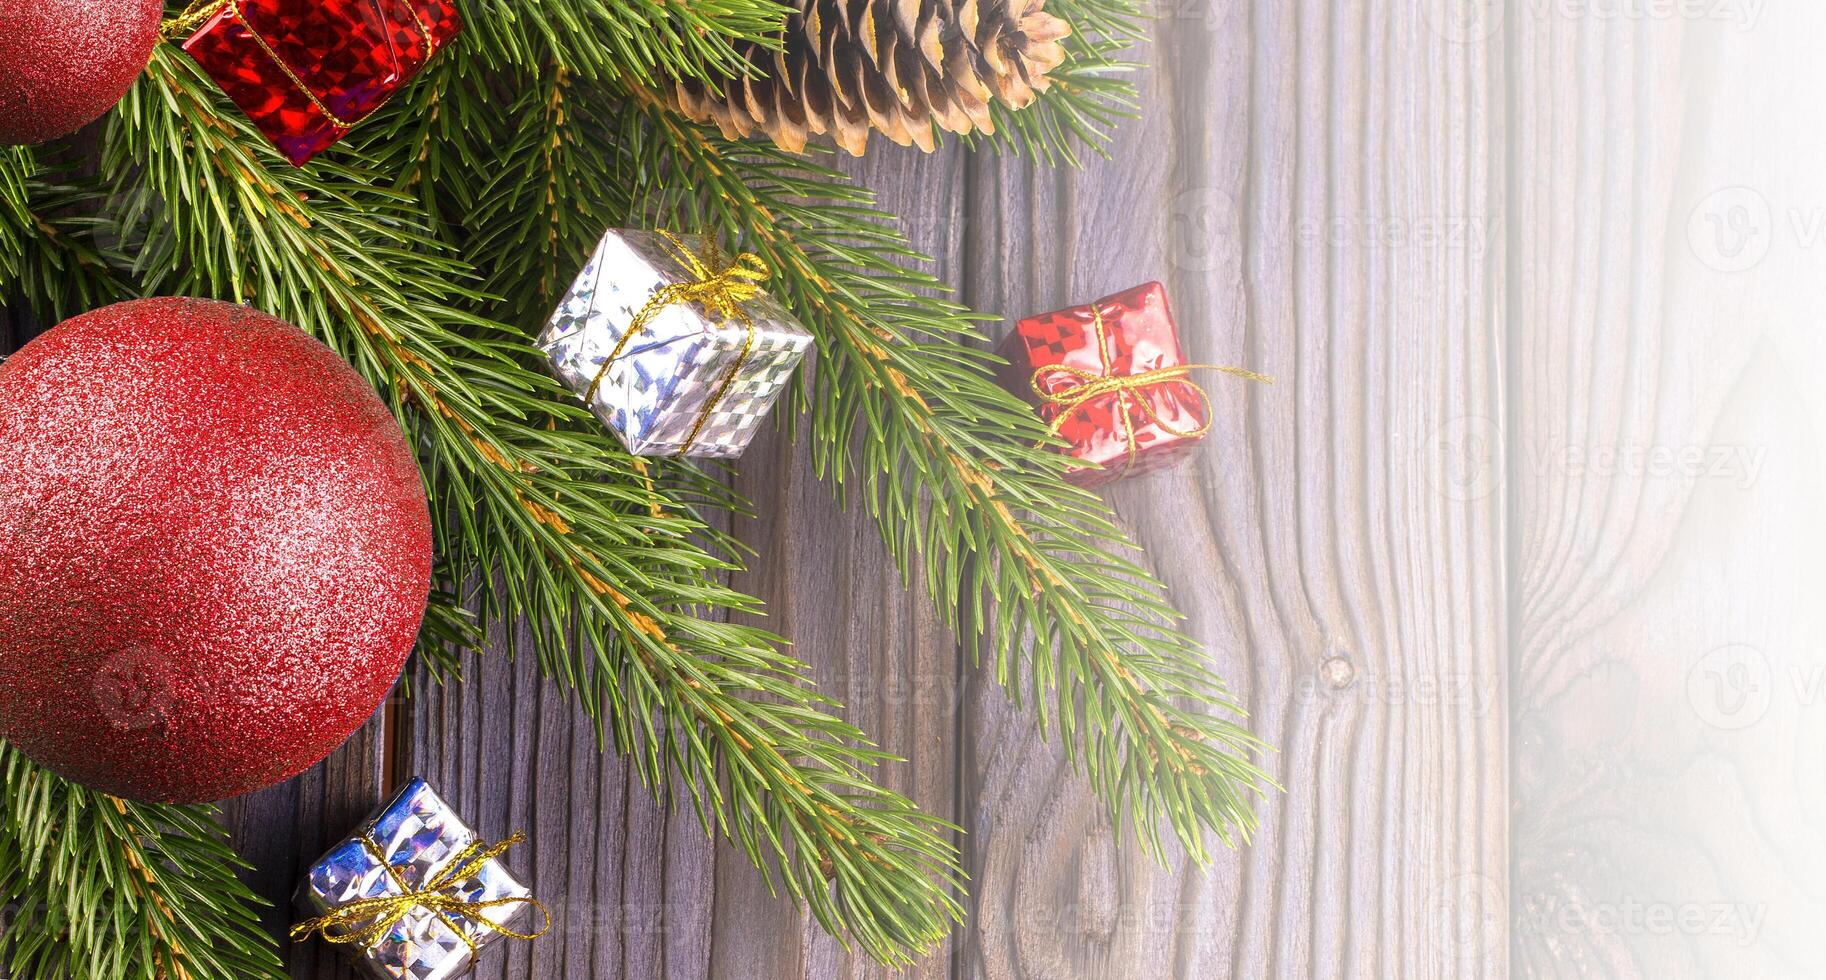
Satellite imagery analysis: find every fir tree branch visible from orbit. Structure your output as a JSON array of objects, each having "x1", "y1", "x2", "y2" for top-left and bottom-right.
[
  {"x1": 102, "y1": 47, "x2": 962, "y2": 965},
  {"x1": 465, "y1": 65, "x2": 616, "y2": 319},
  {"x1": 0, "y1": 147, "x2": 133, "y2": 321},
  {"x1": 413, "y1": 577, "x2": 485, "y2": 688},
  {"x1": 456, "y1": 0, "x2": 786, "y2": 84},
  {"x1": 969, "y1": 0, "x2": 1145, "y2": 164},
  {"x1": 0, "y1": 743, "x2": 287, "y2": 980},
  {"x1": 0, "y1": 148, "x2": 30, "y2": 282},
  {"x1": 613, "y1": 87, "x2": 1272, "y2": 861},
  {"x1": 2, "y1": 0, "x2": 1257, "y2": 968}
]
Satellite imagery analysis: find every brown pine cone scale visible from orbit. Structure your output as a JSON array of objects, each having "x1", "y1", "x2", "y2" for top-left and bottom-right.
[{"x1": 671, "y1": 0, "x2": 1071, "y2": 156}]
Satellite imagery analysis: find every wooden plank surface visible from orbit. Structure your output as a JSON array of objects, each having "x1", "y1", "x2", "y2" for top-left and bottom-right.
[
  {"x1": 406, "y1": 618, "x2": 720, "y2": 980},
  {"x1": 2, "y1": 4, "x2": 1520, "y2": 977},
  {"x1": 398, "y1": 143, "x2": 970, "y2": 980},
  {"x1": 957, "y1": 2, "x2": 1507, "y2": 977},
  {"x1": 1508, "y1": 3, "x2": 1826, "y2": 977},
  {"x1": 702, "y1": 143, "x2": 969, "y2": 980},
  {"x1": 222, "y1": 713, "x2": 387, "y2": 980}
]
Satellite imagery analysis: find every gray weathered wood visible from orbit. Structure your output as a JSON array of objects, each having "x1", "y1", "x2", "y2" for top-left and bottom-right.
[
  {"x1": 395, "y1": 145, "x2": 968, "y2": 980},
  {"x1": 958, "y1": 2, "x2": 1508, "y2": 976},
  {"x1": 406, "y1": 619, "x2": 718, "y2": 980},
  {"x1": 221, "y1": 710, "x2": 387, "y2": 980},
  {"x1": 6, "y1": 3, "x2": 1533, "y2": 975},
  {"x1": 702, "y1": 144, "x2": 967, "y2": 980}
]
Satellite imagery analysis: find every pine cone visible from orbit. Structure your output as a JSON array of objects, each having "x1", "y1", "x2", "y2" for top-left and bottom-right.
[{"x1": 670, "y1": 0, "x2": 1072, "y2": 156}]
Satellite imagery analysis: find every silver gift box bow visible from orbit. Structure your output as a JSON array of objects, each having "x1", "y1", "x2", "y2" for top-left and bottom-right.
[
  {"x1": 538, "y1": 228, "x2": 815, "y2": 458},
  {"x1": 296, "y1": 778, "x2": 534, "y2": 980}
]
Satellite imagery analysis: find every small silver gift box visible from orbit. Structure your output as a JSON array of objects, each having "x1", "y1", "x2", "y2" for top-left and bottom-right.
[
  {"x1": 295, "y1": 779, "x2": 537, "y2": 980},
  {"x1": 538, "y1": 228, "x2": 814, "y2": 458}
]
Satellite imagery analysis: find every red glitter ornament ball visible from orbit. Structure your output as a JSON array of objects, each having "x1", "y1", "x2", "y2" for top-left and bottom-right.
[
  {"x1": 0, "y1": 0, "x2": 164, "y2": 145},
  {"x1": 0, "y1": 299, "x2": 432, "y2": 802}
]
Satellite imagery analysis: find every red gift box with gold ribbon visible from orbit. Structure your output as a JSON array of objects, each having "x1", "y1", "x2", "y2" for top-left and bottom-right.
[
  {"x1": 1001, "y1": 282, "x2": 1268, "y2": 488},
  {"x1": 178, "y1": 0, "x2": 461, "y2": 167}
]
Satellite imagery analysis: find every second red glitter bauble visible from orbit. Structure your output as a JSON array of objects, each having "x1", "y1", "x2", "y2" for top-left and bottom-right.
[
  {"x1": 0, "y1": 0, "x2": 164, "y2": 146},
  {"x1": 0, "y1": 298, "x2": 432, "y2": 802}
]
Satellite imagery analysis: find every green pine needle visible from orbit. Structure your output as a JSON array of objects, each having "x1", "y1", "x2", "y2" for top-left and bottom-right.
[
  {"x1": 0, "y1": 743, "x2": 288, "y2": 980},
  {"x1": 0, "y1": 0, "x2": 1269, "y2": 971},
  {"x1": 454, "y1": 0, "x2": 788, "y2": 84},
  {"x1": 609, "y1": 89, "x2": 1274, "y2": 862},
  {"x1": 106, "y1": 44, "x2": 962, "y2": 967}
]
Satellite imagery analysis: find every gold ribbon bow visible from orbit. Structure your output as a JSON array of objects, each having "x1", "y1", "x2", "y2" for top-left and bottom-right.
[
  {"x1": 290, "y1": 831, "x2": 552, "y2": 953},
  {"x1": 161, "y1": 0, "x2": 432, "y2": 131},
  {"x1": 583, "y1": 230, "x2": 772, "y2": 455},
  {"x1": 160, "y1": 0, "x2": 234, "y2": 40},
  {"x1": 1032, "y1": 305, "x2": 1272, "y2": 478}
]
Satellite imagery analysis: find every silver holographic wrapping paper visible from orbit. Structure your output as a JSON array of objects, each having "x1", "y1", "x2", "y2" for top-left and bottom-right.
[
  {"x1": 295, "y1": 778, "x2": 533, "y2": 980},
  {"x1": 538, "y1": 229, "x2": 814, "y2": 458}
]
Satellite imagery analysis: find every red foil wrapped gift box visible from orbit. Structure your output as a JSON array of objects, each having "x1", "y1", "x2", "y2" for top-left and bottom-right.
[
  {"x1": 181, "y1": 0, "x2": 462, "y2": 167},
  {"x1": 1001, "y1": 282, "x2": 1262, "y2": 488}
]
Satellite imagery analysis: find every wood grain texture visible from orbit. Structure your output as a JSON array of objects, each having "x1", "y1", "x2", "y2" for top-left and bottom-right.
[
  {"x1": 703, "y1": 144, "x2": 967, "y2": 980},
  {"x1": 958, "y1": 2, "x2": 1507, "y2": 977},
  {"x1": 3, "y1": 4, "x2": 1534, "y2": 975},
  {"x1": 399, "y1": 145, "x2": 969, "y2": 980},
  {"x1": 1508, "y1": 3, "x2": 1826, "y2": 976},
  {"x1": 221, "y1": 710, "x2": 388, "y2": 980},
  {"x1": 405, "y1": 620, "x2": 718, "y2": 980}
]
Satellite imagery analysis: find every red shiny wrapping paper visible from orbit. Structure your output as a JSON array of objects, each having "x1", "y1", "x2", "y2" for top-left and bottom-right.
[
  {"x1": 1001, "y1": 282, "x2": 1208, "y2": 488},
  {"x1": 182, "y1": 0, "x2": 461, "y2": 167}
]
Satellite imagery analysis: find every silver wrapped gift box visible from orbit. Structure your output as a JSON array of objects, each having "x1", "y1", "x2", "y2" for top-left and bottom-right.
[
  {"x1": 538, "y1": 228, "x2": 814, "y2": 458},
  {"x1": 294, "y1": 778, "x2": 539, "y2": 980}
]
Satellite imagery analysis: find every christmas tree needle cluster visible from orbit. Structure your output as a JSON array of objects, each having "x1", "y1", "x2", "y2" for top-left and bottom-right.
[
  {"x1": 0, "y1": 743, "x2": 286, "y2": 978},
  {"x1": 0, "y1": 0, "x2": 1269, "y2": 974}
]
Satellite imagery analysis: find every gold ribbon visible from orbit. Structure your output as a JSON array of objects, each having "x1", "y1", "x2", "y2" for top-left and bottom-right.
[
  {"x1": 290, "y1": 831, "x2": 552, "y2": 953},
  {"x1": 582, "y1": 230, "x2": 771, "y2": 455},
  {"x1": 161, "y1": 0, "x2": 432, "y2": 131},
  {"x1": 161, "y1": 0, "x2": 233, "y2": 40},
  {"x1": 1032, "y1": 304, "x2": 1271, "y2": 478}
]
